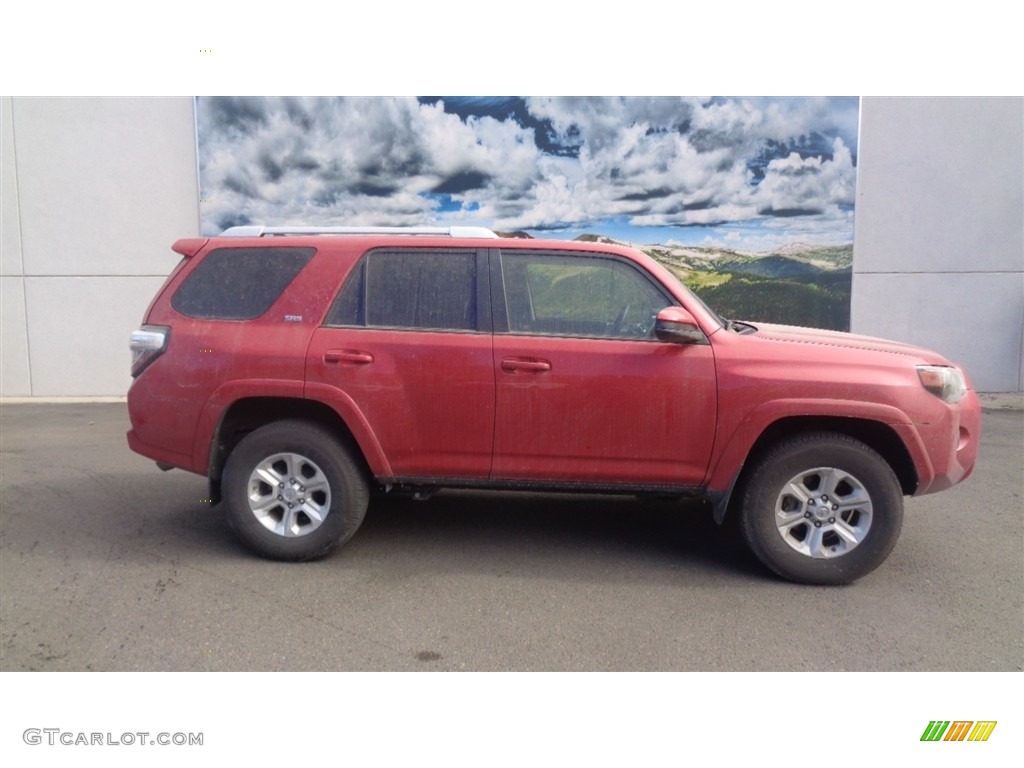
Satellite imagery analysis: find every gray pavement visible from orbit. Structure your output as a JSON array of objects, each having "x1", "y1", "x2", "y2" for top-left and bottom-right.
[{"x1": 1, "y1": 401, "x2": 1021, "y2": 671}]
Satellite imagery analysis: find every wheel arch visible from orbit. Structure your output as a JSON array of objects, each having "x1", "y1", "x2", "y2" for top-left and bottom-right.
[
  {"x1": 207, "y1": 396, "x2": 377, "y2": 504},
  {"x1": 714, "y1": 415, "x2": 919, "y2": 524}
]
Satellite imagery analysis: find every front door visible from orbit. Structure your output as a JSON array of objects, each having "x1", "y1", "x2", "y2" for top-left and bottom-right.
[{"x1": 491, "y1": 250, "x2": 717, "y2": 487}]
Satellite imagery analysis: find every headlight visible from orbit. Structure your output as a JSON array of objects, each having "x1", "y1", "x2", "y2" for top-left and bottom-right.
[{"x1": 917, "y1": 365, "x2": 967, "y2": 404}]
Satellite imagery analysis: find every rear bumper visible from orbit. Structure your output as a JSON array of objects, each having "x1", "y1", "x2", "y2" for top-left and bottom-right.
[{"x1": 126, "y1": 428, "x2": 196, "y2": 475}]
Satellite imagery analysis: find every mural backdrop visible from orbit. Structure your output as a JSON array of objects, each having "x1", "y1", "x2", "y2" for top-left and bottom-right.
[{"x1": 197, "y1": 96, "x2": 858, "y2": 330}]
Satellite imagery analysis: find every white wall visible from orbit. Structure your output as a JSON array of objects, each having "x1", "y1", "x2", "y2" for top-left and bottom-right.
[
  {"x1": 1, "y1": 97, "x2": 199, "y2": 397},
  {"x1": 2, "y1": 97, "x2": 1023, "y2": 396},
  {"x1": 852, "y1": 97, "x2": 1023, "y2": 392}
]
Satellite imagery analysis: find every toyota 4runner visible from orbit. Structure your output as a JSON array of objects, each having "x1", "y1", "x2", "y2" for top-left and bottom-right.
[{"x1": 127, "y1": 225, "x2": 980, "y2": 584}]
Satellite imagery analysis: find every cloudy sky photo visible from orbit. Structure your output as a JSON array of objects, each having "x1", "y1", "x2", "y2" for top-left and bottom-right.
[{"x1": 197, "y1": 96, "x2": 859, "y2": 250}]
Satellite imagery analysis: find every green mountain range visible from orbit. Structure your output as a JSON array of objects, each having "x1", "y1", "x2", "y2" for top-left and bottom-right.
[
  {"x1": 499, "y1": 232, "x2": 853, "y2": 331},
  {"x1": 643, "y1": 240, "x2": 851, "y2": 331},
  {"x1": 583, "y1": 236, "x2": 853, "y2": 331}
]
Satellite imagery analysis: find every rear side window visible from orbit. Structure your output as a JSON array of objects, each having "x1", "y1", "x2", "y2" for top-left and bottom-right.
[
  {"x1": 171, "y1": 247, "x2": 314, "y2": 320},
  {"x1": 327, "y1": 249, "x2": 480, "y2": 331}
]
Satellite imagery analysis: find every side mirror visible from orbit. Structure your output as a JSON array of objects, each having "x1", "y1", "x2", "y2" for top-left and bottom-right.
[{"x1": 654, "y1": 306, "x2": 705, "y2": 345}]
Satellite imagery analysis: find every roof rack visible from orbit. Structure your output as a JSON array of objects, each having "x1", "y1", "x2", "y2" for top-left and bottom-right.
[{"x1": 220, "y1": 225, "x2": 499, "y2": 239}]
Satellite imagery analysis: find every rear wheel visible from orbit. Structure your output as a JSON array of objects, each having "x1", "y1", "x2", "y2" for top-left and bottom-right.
[
  {"x1": 222, "y1": 420, "x2": 369, "y2": 561},
  {"x1": 738, "y1": 433, "x2": 903, "y2": 585}
]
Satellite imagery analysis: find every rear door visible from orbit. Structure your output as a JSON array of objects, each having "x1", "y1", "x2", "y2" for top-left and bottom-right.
[
  {"x1": 306, "y1": 247, "x2": 495, "y2": 479},
  {"x1": 491, "y1": 249, "x2": 717, "y2": 487}
]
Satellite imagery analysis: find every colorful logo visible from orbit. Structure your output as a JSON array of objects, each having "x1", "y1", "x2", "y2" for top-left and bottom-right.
[{"x1": 921, "y1": 721, "x2": 997, "y2": 742}]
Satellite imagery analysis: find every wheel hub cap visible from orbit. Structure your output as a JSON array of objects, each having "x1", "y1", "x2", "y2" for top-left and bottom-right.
[
  {"x1": 774, "y1": 467, "x2": 873, "y2": 559},
  {"x1": 246, "y1": 452, "x2": 332, "y2": 537}
]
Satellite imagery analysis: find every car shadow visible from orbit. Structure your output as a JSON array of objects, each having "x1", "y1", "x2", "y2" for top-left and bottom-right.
[{"x1": 349, "y1": 489, "x2": 763, "y2": 582}]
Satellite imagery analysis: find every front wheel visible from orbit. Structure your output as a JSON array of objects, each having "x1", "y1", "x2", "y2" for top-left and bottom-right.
[
  {"x1": 222, "y1": 420, "x2": 369, "y2": 561},
  {"x1": 738, "y1": 433, "x2": 903, "y2": 585}
]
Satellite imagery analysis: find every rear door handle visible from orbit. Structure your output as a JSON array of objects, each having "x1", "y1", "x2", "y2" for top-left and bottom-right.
[
  {"x1": 501, "y1": 357, "x2": 551, "y2": 373},
  {"x1": 324, "y1": 349, "x2": 374, "y2": 365}
]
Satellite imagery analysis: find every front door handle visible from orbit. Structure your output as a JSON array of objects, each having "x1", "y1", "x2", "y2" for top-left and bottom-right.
[
  {"x1": 501, "y1": 357, "x2": 551, "y2": 373},
  {"x1": 324, "y1": 349, "x2": 374, "y2": 365}
]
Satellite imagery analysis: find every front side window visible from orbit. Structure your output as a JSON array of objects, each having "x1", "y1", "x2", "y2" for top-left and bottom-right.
[
  {"x1": 327, "y1": 249, "x2": 479, "y2": 331},
  {"x1": 501, "y1": 251, "x2": 671, "y2": 339},
  {"x1": 172, "y1": 247, "x2": 314, "y2": 320}
]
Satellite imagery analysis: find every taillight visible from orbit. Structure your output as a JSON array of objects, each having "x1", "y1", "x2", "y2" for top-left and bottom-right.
[{"x1": 130, "y1": 325, "x2": 170, "y2": 377}]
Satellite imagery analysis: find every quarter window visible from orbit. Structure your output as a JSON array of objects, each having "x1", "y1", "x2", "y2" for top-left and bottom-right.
[{"x1": 171, "y1": 247, "x2": 314, "y2": 320}]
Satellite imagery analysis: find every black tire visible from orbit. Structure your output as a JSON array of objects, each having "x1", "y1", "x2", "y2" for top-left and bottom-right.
[
  {"x1": 222, "y1": 420, "x2": 369, "y2": 561},
  {"x1": 738, "y1": 433, "x2": 903, "y2": 585}
]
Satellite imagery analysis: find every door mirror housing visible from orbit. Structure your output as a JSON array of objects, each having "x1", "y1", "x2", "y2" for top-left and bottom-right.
[{"x1": 654, "y1": 306, "x2": 706, "y2": 345}]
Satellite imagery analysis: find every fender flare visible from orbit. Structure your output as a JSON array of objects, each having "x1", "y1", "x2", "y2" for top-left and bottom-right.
[
  {"x1": 192, "y1": 379, "x2": 394, "y2": 481},
  {"x1": 705, "y1": 398, "x2": 929, "y2": 522}
]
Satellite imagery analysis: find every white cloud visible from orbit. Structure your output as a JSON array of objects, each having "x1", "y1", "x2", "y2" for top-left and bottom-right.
[
  {"x1": 197, "y1": 96, "x2": 857, "y2": 246},
  {"x1": 755, "y1": 137, "x2": 856, "y2": 214}
]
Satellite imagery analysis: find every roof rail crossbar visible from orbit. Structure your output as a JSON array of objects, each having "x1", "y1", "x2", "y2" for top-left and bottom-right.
[{"x1": 220, "y1": 225, "x2": 499, "y2": 239}]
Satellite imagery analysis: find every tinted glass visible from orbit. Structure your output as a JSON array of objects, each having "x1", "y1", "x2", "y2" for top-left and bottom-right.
[
  {"x1": 171, "y1": 247, "x2": 314, "y2": 320},
  {"x1": 327, "y1": 249, "x2": 478, "y2": 331}
]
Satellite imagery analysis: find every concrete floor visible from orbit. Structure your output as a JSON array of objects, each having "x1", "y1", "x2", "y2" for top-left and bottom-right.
[{"x1": 1, "y1": 402, "x2": 1021, "y2": 672}]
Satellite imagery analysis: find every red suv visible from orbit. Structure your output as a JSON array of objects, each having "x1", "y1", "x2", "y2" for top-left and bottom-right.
[{"x1": 127, "y1": 226, "x2": 980, "y2": 584}]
